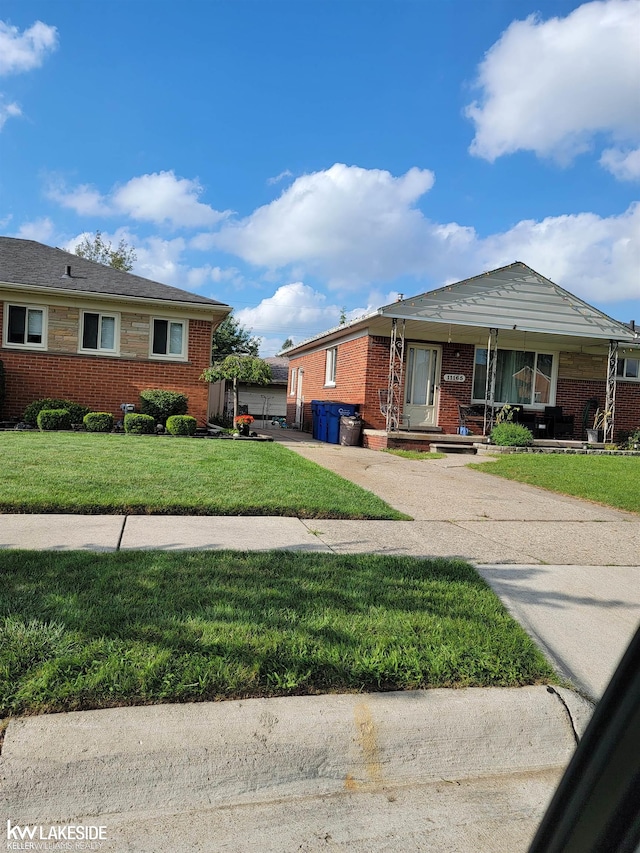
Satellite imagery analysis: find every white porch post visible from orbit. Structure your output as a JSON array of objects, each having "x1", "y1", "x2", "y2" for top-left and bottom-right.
[
  {"x1": 484, "y1": 328, "x2": 498, "y2": 435},
  {"x1": 604, "y1": 340, "x2": 619, "y2": 443}
]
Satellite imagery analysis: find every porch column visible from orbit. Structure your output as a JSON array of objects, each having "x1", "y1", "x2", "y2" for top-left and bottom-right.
[
  {"x1": 604, "y1": 340, "x2": 619, "y2": 443},
  {"x1": 386, "y1": 318, "x2": 406, "y2": 431},
  {"x1": 484, "y1": 328, "x2": 498, "y2": 435}
]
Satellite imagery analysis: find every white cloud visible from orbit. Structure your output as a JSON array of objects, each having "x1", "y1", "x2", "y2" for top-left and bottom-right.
[
  {"x1": 214, "y1": 163, "x2": 436, "y2": 285},
  {"x1": 46, "y1": 179, "x2": 112, "y2": 216},
  {"x1": 0, "y1": 98, "x2": 21, "y2": 130},
  {"x1": 600, "y1": 146, "x2": 640, "y2": 181},
  {"x1": 46, "y1": 171, "x2": 229, "y2": 230},
  {"x1": 236, "y1": 282, "x2": 343, "y2": 338},
  {"x1": 267, "y1": 169, "x2": 293, "y2": 186},
  {"x1": 15, "y1": 217, "x2": 55, "y2": 242},
  {"x1": 113, "y1": 171, "x2": 228, "y2": 228},
  {"x1": 466, "y1": 0, "x2": 640, "y2": 167},
  {"x1": 0, "y1": 20, "x2": 58, "y2": 76}
]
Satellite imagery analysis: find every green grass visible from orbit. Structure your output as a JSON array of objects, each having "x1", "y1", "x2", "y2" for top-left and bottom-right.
[
  {"x1": 383, "y1": 449, "x2": 446, "y2": 460},
  {"x1": 0, "y1": 432, "x2": 405, "y2": 519},
  {"x1": 471, "y1": 454, "x2": 640, "y2": 513},
  {"x1": 0, "y1": 550, "x2": 556, "y2": 716}
]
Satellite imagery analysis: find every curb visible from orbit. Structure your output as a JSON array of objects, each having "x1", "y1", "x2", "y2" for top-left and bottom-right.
[{"x1": 2, "y1": 686, "x2": 594, "y2": 824}]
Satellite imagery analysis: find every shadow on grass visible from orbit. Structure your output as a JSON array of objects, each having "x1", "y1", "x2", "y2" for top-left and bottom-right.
[{"x1": 1, "y1": 550, "x2": 556, "y2": 715}]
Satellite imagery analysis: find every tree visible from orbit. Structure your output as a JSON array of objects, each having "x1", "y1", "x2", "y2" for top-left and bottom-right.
[
  {"x1": 201, "y1": 356, "x2": 272, "y2": 421},
  {"x1": 211, "y1": 313, "x2": 260, "y2": 361},
  {"x1": 281, "y1": 337, "x2": 293, "y2": 351},
  {"x1": 74, "y1": 230, "x2": 136, "y2": 271}
]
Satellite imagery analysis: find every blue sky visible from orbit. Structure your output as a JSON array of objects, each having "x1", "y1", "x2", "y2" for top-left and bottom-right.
[{"x1": 1, "y1": 0, "x2": 638, "y2": 354}]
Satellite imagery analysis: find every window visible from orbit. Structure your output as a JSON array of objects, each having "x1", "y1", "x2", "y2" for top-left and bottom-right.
[
  {"x1": 472, "y1": 348, "x2": 554, "y2": 406},
  {"x1": 617, "y1": 357, "x2": 640, "y2": 381},
  {"x1": 81, "y1": 312, "x2": 117, "y2": 353},
  {"x1": 151, "y1": 319, "x2": 186, "y2": 359},
  {"x1": 289, "y1": 368, "x2": 297, "y2": 396},
  {"x1": 324, "y1": 347, "x2": 337, "y2": 386},
  {"x1": 5, "y1": 304, "x2": 46, "y2": 348}
]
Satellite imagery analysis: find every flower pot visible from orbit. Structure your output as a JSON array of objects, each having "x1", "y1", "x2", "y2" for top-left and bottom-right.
[
  {"x1": 240, "y1": 424, "x2": 250, "y2": 436},
  {"x1": 586, "y1": 429, "x2": 602, "y2": 444}
]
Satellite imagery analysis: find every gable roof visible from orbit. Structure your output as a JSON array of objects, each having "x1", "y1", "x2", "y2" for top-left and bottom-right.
[
  {"x1": 0, "y1": 236, "x2": 229, "y2": 309},
  {"x1": 381, "y1": 262, "x2": 636, "y2": 341},
  {"x1": 284, "y1": 262, "x2": 637, "y2": 355}
]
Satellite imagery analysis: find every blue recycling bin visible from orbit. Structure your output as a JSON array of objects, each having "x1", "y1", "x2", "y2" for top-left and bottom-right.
[
  {"x1": 317, "y1": 402, "x2": 329, "y2": 442},
  {"x1": 324, "y1": 402, "x2": 358, "y2": 444}
]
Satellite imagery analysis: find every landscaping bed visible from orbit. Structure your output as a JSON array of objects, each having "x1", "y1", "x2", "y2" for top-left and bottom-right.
[{"x1": 0, "y1": 550, "x2": 557, "y2": 716}]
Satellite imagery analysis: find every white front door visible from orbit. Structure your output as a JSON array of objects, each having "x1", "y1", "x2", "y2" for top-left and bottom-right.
[
  {"x1": 404, "y1": 345, "x2": 441, "y2": 429},
  {"x1": 295, "y1": 369, "x2": 304, "y2": 428}
]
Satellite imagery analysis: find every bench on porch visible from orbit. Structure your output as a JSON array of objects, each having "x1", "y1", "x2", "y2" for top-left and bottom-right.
[{"x1": 458, "y1": 404, "x2": 487, "y2": 435}]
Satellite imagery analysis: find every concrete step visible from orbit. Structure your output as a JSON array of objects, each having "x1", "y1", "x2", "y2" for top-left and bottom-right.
[{"x1": 430, "y1": 443, "x2": 477, "y2": 454}]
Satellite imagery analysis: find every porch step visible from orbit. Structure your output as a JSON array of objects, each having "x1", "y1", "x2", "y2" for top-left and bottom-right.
[{"x1": 430, "y1": 442, "x2": 477, "y2": 455}]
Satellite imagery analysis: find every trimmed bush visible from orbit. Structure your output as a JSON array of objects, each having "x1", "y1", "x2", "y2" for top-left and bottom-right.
[
  {"x1": 37, "y1": 409, "x2": 71, "y2": 431},
  {"x1": 24, "y1": 398, "x2": 90, "y2": 426},
  {"x1": 83, "y1": 412, "x2": 114, "y2": 433},
  {"x1": 490, "y1": 422, "x2": 534, "y2": 447},
  {"x1": 124, "y1": 413, "x2": 155, "y2": 435},
  {"x1": 139, "y1": 389, "x2": 188, "y2": 425},
  {"x1": 166, "y1": 415, "x2": 197, "y2": 436}
]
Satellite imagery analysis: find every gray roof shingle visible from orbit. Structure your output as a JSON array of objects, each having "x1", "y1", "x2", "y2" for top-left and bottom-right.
[{"x1": 0, "y1": 236, "x2": 229, "y2": 308}]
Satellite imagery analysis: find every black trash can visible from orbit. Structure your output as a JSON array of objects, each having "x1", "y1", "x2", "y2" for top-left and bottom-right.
[{"x1": 339, "y1": 415, "x2": 362, "y2": 446}]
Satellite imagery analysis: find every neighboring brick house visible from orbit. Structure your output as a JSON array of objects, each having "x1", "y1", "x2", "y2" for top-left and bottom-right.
[
  {"x1": 284, "y1": 263, "x2": 639, "y2": 448},
  {"x1": 0, "y1": 237, "x2": 230, "y2": 424}
]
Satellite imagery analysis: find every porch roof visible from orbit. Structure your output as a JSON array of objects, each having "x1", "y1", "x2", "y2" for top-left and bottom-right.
[{"x1": 283, "y1": 263, "x2": 637, "y2": 357}]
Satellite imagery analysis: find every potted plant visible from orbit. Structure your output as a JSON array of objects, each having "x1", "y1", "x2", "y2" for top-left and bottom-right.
[
  {"x1": 234, "y1": 414, "x2": 254, "y2": 436},
  {"x1": 587, "y1": 408, "x2": 610, "y2": 444}
]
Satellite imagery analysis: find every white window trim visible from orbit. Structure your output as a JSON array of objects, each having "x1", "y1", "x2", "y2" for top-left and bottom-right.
[
  {"x1": 78, "y1": 310, "x2": 120, "y2": 356},
  {"x1": 471, "y1": 345, "x2": 558, "y2": 409},
  {"x1": 617, "y1": 356, "x2": 640, "y2": 381},
  {"x1": 289, "y1": 367, "x2": 297, "y2": 396},
  {"x1": 3, "y1": 303, "x2": 48, "y2": 350},
  {"x1": 324, "y1": 346, "x2": 337, "y2": 387},
  {"x1": 149, "y1": 317, "x2": 188, "y2": 361}
]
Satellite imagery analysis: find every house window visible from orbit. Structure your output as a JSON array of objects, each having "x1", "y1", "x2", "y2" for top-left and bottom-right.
[
  {"x1": 289, "y1": 368, "x2": 297, "y2": 396},
  {"x1": 324, "y1": 347, "x2": 337, "y2": 386},
  {"x1": 81, "y1": 312, "x2": 117, "y2": 353},
  {"x1": 151, "y1": 319, "x2": 186, "y2": 359},
  {"x1": 617, "y1": 357, "x2": 640, "y2": 381},
  {"x1": 472, "y1": 348, "x2": 554, "y2": 406},
  {"x1": 5, "y1": 304, "x2": 46, "y2": 348}
]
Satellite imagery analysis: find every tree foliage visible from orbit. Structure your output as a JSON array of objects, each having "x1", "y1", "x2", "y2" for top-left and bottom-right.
[
  {"x1": 281, "y1": 337, "x2": 293, "y2": 351},
  {"x1": 74, "y1": 231, "x2": 136, "y2": 271},
  {"x1": 211, "y1": 314, "x2": 260, "y2": 360},
  {"x1": 201, "y1": 355, "x2": 272, "y2": 421}
]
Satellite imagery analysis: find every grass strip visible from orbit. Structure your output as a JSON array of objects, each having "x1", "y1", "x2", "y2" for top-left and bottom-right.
[
  {"x1": 0, "y1": 432, "x2": 405, "y2": 519},
  {"x1": 0, "y1": 550, "x2": 556, "y2": 716},
  {"x1": 383, "y1": 449, "x2": 446, "y2": 460},
  {"x1": 470, "y1": 454, "x2": 640, "y2": 514}
]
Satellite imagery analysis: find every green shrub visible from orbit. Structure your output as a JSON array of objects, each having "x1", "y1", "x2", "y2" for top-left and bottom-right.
[
  {"x1": 83, "y1": 412, "x2": 114, "y2": 433},
  {"x1": 165, "y1": 415, "x2": 197, "y2": 436},
  {"x1": 124, "y1": 413, "x2": 155, "y2": 435},
  {"x1": 24, "y1": 398, "x2": 90, "y2": 426},
  {"x1": 37, "y1": 409, "x2": 71, "y2": 431},
  {"x1": 139, "y1": 389, "x2": 188, "y2": 425},
  {"x1": 490, "y1": 422, "x2": 534, "y2": 447}
]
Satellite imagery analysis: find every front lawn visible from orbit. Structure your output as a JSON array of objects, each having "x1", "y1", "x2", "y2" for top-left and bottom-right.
[
  {"x1": 0, "y1": 550, "x2": 556, "y2": 716},
  {"x1": 0, "y1": 432, "x2": 404, "y2": 518},
  {"x1": 471, "y1": 453, "x2": 640, "y2": 513}
]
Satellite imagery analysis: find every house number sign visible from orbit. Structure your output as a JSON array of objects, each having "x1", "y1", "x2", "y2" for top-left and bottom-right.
[{"x1": 443, "y1": 374, "x2": 466, "y2": 382}]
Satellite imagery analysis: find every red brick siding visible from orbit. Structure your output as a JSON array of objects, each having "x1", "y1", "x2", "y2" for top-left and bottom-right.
[
  {"x1": 286, "y1": 332, "x2": 640, "y2": 440},
  {"x1": 0, "y1": 317, "x2": 213, "y2": 425}
]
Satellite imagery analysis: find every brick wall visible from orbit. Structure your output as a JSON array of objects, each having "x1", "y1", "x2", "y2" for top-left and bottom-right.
[
  {"x1": 285, "y1": 332, "x2": 640, "y2": 439},
  {"x1": 0, "y1": 316, "x2": 214, "y2": 425}
]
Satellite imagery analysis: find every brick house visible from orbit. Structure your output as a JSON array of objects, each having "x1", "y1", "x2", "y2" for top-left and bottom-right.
[
  {"x1": 284, "y1": 263, "x2": 639, "y2": 449},
  {"x1": 0, "y1": 237, "x2": 230, "y2": 424}
]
